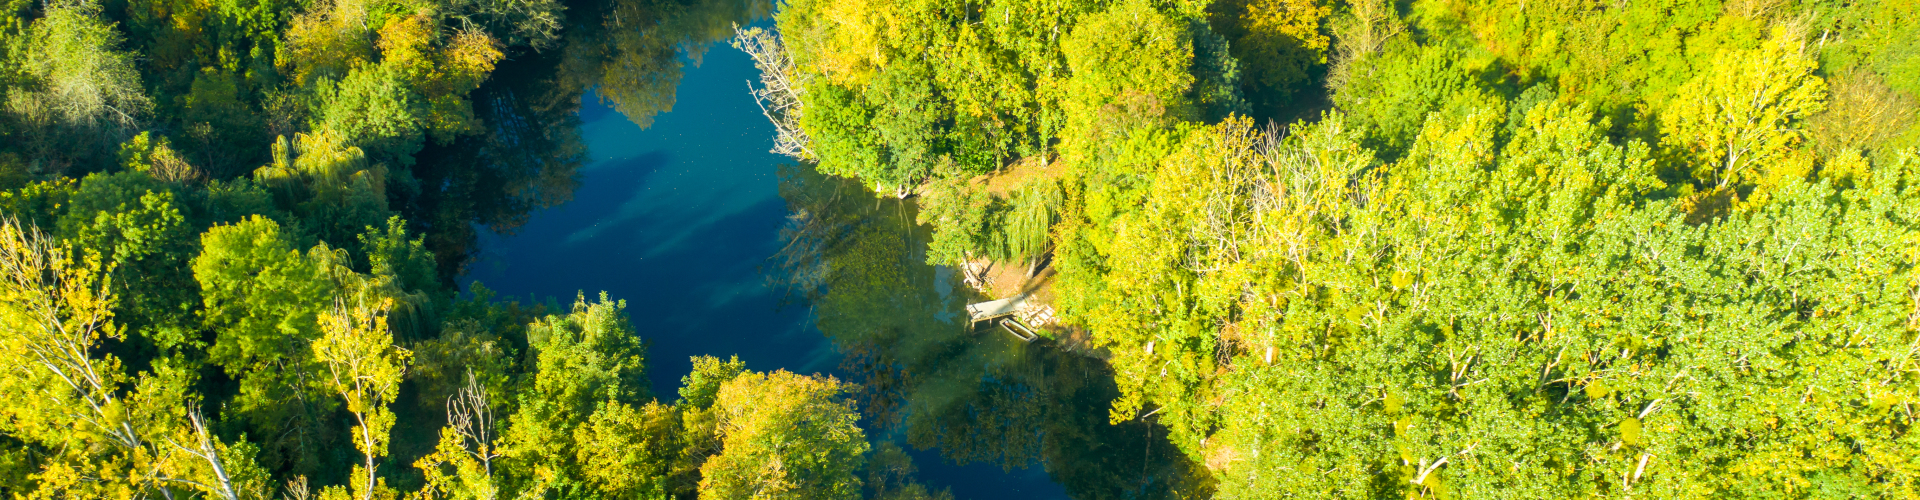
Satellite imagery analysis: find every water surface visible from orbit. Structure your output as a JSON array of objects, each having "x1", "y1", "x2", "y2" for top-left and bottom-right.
[{"x1": 465, "y1": 21, "x2": 1200, "y2": 499}]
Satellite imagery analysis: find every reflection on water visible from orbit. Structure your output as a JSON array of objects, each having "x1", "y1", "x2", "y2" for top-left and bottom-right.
[
  {"x1": 454, "y1": 0, "x2": 1208, "y2": 495},
  {"x1": 405, "y1": 43, "x2": 588, "y2": 279},
  {"x1": 404, "y1": 0, "x2": 773, "y2": 279},
  {"x1": 770, "y1": 164, "x2": 1207, "y2": 499},
  {"x1": 558, "y1": 0, "x2": 771, "y2": 128}
]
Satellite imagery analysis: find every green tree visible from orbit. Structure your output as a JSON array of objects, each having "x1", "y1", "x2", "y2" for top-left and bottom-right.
[
  {"x1": 679, "y1": 354, "x2": 749, "y2": 411},
  {"x1": 675, "y1": 354, "x2": 748, "y2": 490},
  {"x1": 0, "y1": 178, "x2": 75, "y2": 230},
  {"x1": 1061, "y1": 0, "x2": 1196, "y2": 122},
  {"x1": 55, "y1": 171, "x2": 199, "y2": 350},
  {"x1": 310, "y1": 67, "x2": 424, "y2": 167},
  {"x1": 916, "y1": 172, "x2": 994, "y2": 267},
  {"x1": 497, "y1": 293, "x2": 650, "y2": 496},
  {"x1": 193, "y1": 215, "x2": 340, "y2": 474},
  {"x1": 798, "y1": 82, "x2": 886, "y2": 184}
]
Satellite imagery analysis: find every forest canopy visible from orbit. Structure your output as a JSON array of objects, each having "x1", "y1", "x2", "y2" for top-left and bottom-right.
[
  {"x1": 3, "y1": 0, "x2": 1920, "y2": 495},
  {"x1": 747, "y1": 0, "x2": 1920, "y2": 496},
  {"x1": 0, "y1": 0, "x2": 944, "y2": 497}
]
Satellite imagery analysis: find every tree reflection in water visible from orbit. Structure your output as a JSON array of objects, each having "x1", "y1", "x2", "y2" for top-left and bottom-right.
[
  {"x1": 402, "y1": 0, "x2": 1206, "y2": 491},
  {"x1": 403, "y1": 0, "x2": 771, "y2": 280},
  {"x1": 770, "y1": 163, "x2": 1211, "y2": 499}
]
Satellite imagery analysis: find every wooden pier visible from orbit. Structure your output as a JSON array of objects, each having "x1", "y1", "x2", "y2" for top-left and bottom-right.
[
  {"x1": 967, "y1": 294, "x2": 1038, "y2": 342},
  {"x1": 966, "y1": 294, "x2": 1026, "y2": 323}
]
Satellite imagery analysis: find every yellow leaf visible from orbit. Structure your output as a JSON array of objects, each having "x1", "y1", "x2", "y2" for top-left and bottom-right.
[{"x1": 1621, "y1": 417, "x2": 1642, "y2": 447}]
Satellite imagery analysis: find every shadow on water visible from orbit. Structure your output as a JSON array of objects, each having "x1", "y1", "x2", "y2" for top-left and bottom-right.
[{"x1": 768, "y1": 164, "x2": 1209, "y2": 500}]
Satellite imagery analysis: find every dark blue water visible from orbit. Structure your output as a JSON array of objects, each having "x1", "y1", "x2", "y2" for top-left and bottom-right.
[{"x1": 462, "y1": 40, "x2": 1071, "y2": 500}]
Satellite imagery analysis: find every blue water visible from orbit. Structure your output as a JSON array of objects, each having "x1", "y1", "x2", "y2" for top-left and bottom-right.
[{"x1": 462, "y1": 40, "x2": 1072, "y2": 500}]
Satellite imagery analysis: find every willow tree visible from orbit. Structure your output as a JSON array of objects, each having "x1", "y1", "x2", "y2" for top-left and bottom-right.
[
  {"x1": 1002, "y1": 180, "x2": 1062, "y2": 277},
  {"x1": 254, "y1": 130, "x2": 391, "y2": 248}
]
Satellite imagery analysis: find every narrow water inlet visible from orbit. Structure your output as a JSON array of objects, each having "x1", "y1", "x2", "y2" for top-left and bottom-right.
[{"x1": 461, "y1": 27, "x2": 1202, "y2": 499}]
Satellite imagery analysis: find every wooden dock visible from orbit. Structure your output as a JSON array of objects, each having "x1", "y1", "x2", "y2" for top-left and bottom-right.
[
  {"x1": 968, "y1": 294, "x2": 1038, "y2": 342},
  {"x1": 966, "y1": 294, "x2": 1027, "y2": 323}
]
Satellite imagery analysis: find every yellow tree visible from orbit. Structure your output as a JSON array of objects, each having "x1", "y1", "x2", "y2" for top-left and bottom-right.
[
  {"x1": 776, "y1": 0, "x2": 891, "y2": 86},
  {"x1": 373, "y1": 15, "x2": 504, "y2": 140},
  {"x1": 278, "y1": 0, "x2": 375, "y2": 86},
  {"x1": 1663, "y1": 26, "x2": 1827, "y2": 189},
  {"x1": 314, "y1": 296, "x2": 410, "y2": 500},
  {"x1": 413, "y1": 372, "x2": 502, "y2": 500},
  {"x1": 0, "y1": 217, "x2": 267, "y2": 498},
  {"x1": 573, "y1": 400, "x2": 684, "y2": 498},
  {"x1": 698, "y1": 370, "x2": 866, "y2": 500}
]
